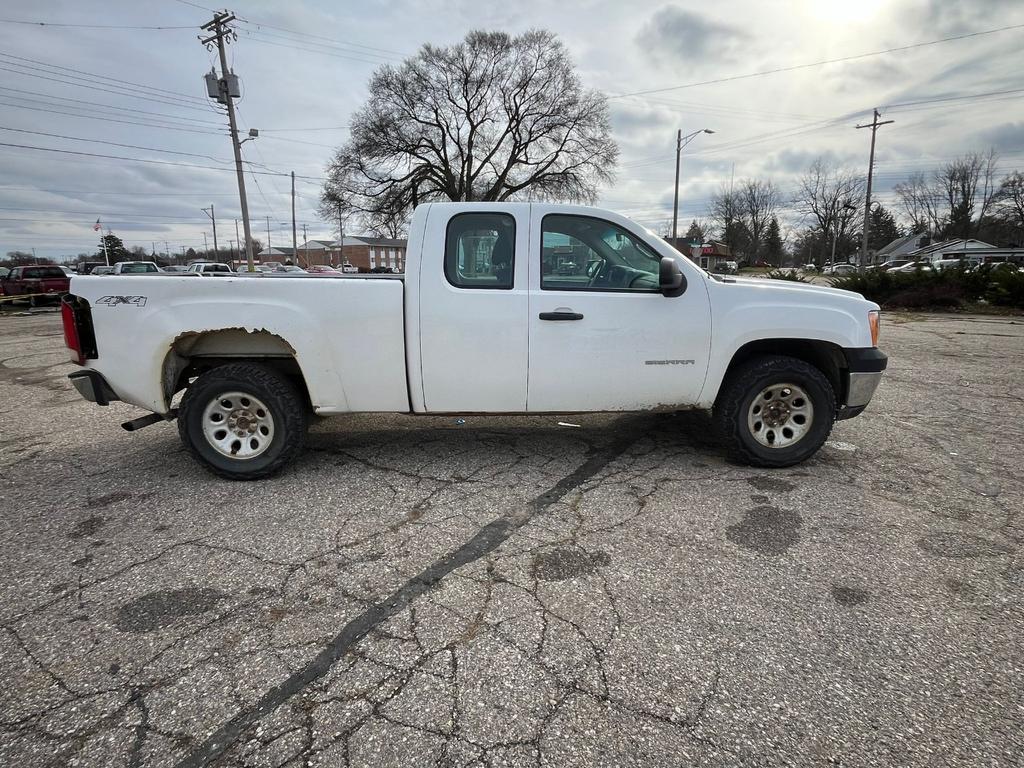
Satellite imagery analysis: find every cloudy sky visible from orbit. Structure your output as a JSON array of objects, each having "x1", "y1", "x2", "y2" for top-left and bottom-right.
[{"x1": 1, "y1": 0, "x2": 1022, "y2": 260}]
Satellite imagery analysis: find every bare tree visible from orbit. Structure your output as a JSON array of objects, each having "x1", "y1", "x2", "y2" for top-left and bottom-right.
[
  {"x1": 996, "y1": 170, "x2": 1024, "y2": 242},
  {"x1": 793, "y1": 159, "x2": 864, "y2": 262},
  {"x1": 894, "y1": 172, "x2": 940, "y2": 233},
  {"x1": 894, "y1": 149, "x2": 999, "y2": 239},
  {"x1": 320, "y1": 30, "x2": 618, "y2": 231},
  {"x1": 739, "y1": 179, "x2": 780, "y2": 261},
  {"x1": 937, "y1": 149, "x2": 999, "y2": 239},
  {"x1": 709, "y1": 184, "x2": 745, "y2": 254}
]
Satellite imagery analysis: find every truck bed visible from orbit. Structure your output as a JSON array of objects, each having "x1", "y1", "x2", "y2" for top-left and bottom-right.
[{"x1": 67, "y1": 274, "x2": 410, "y2": 414}]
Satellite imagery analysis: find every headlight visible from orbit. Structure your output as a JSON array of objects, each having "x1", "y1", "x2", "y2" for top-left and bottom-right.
[{"x1": 868, "y1": 310, "x2": 880, "y2": 347}]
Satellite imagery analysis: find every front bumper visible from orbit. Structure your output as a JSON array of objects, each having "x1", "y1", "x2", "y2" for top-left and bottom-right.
[
  {"x1": 837, "y1": 347, "x2": 887, "y2": 420},
  {"x1": 68, "y1": 370, "x2": 120, "y2": 406}
]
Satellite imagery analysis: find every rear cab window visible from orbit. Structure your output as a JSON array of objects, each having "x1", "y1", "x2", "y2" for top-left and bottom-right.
[{"x1": 444, "y1": 212, "x2": 516, "y2": 289}]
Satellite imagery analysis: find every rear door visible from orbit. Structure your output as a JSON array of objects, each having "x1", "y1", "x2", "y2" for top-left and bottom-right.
[
  {"x1": 527, "y1": 208, "x2": 711, "y2": 412},
  {"x1": 417, "y1": 204, "x2": 530, "y2": 412}
]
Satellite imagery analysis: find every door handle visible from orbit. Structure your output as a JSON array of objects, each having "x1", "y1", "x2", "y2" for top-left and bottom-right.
[{"x1": 539, "y1": 311, "x2": 584, "y2": 321}]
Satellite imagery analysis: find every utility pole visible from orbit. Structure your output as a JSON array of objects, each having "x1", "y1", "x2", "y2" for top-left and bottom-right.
[
  {"x1": 291, "y1": 171, "x2": 298, "y2": 269},
  {"x1": 856, "y1": 109, "x2": 894, "y2": 272},
  {"x1": 671, "y1": 128, "x2": 714, "y2": 244},
  {"x1": 203, "y1": 232, "x2": 209, "y2": 255},
  {"x1": 164, "y1": 241, "x2": 170, "y2": 263},
  {"x1": 265, "y1": 215, "x2": 271, "y2": 252},
  {"x1": 200, "y1": 11, "x2": 255, "y2": 272},
  {"x1": 302, "y1": 223, "x2": 308, "y2": 268},
  {"x1": 201, "y1": 204, "x2": 218, "y2": 257}
]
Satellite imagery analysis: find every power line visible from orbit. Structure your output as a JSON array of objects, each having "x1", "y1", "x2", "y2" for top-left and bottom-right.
[
  {"x1": 0, "y1": 85, "x2": 225, "y2": 127},
  {"x1": 0, "y1": 19, "x2": 195, "y2": 30},
  {"x1": 0, "y1": 63, "x2": 212, "y2": 113},
  {"x1": 0, "y1": 140, "x2": 324, "y2": 180},
  {"x1": 611, "y1": 22, "x2": 1024, "y2": 99},
  {"x1": 0, "y1": 126, "x2": 235, "y2": 163},
  {"x1": 0, "y1": 51, "x2": 208, "y2": 104},
  {"x1": 240, "y1": 29, "x2": 399, "y2": 66},
  {"x1": 235, "y1": 16, "x2": 407, "y2": 56},
  {"x1": 0, "y1": 99, "x2": 226, "y2": 135}
]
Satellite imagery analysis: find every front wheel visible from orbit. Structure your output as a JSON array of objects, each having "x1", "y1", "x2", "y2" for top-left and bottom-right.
[
  {"x1": 177, "y1": 363, "x2": 309, "y2": 480},
  {"x1": 715, "y1": 355, "x2": 835, "y2": 467}
]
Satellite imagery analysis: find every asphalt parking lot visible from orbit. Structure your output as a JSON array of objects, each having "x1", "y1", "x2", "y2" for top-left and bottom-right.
[{"x1": 1, "y1": 309, "x2": 1022, "y2": 767}]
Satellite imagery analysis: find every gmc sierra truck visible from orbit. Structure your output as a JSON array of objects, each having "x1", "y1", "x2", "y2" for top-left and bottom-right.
[{"x1": 61, "y1": 203, "x2": 886, "y2": 480}]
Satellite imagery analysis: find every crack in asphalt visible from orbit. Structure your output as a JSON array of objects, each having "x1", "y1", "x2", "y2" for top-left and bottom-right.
[{"x1": 175, "y1": 424, "x2": 643, "y2": 768}]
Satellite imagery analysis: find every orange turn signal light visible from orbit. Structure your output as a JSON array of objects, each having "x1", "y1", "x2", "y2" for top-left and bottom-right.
[{"x1": 868, "y1": 310, "x2": 880, "y2": 347}]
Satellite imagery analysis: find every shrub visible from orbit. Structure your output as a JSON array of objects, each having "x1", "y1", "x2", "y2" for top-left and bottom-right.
[
  {"x1": 830, "y1": 263, "x2": 1024, "y2": 310},
  {"x1": 764, "y1": 269, "x2": 810, "y2": 282}
]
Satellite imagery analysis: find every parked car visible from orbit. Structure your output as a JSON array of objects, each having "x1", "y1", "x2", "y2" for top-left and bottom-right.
[
  {"x1": 889, "y1": 261, "x2": 934, "y2": 273},
  {"x1": 162, "y1": 265, "x2": 191, "y2": 273},
  {"x1": 59, "y1": 265, "x2": 75, "y2": 276},
  {"x1": 187, "y1": 262, "x2": 233, "y2": 276},
  {"x1": 112, "y1": 261, "x2": 162, "y2": 275},
  {"x1": 0, "y1": 264, "x2": 70, "y2": 305},
  {"x1": 829, "y1": 264, "x2": 858, "y2": 276},
  {"x1": 874, "y1": 259, "x2": 910, "y2": 272},
  {"x1": 274, "y1": 265, "x2": 307, "y2": 275},
  {"x1": 91, "y1": 266, "x2": 114, "y2": 275},
  {"x1": 77, "y1": 262, "x2": 107, "y2": 275},
  {"x1": 339, "y1": 263, "x2": 359, "y2": 274},
  {"x1": 62, "y1": 201, "x2": 886, "y2": 480},
  {"x1": 306, "y1": 265, "x2": 344, "y2": 276},
  {"x1": 0, "y1": 266, "x2": 8, "y2": 278},
  {"x1": 261, "y1": 261, "x2": 283, "y2": 271},
  {"x1": 801, "y1": 264, "x2": 818, "y2": 273},
  {"x1": 933, "y1": 258, "x2": 969, "y2": 272}
]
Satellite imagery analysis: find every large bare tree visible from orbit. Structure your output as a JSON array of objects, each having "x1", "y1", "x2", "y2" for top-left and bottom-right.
[
  {"x1": 793, "y1": 159, "x2": 864, "y2": 262},
  {"x1": 320, "y1": 30, "x2": 618, "y2": 233}
]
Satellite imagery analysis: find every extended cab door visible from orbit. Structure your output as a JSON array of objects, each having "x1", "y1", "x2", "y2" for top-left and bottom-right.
[
  {"x1": 416, "y1": 204, "x2": 530, "y2": 412},
  {"x1": 527, "y1": 208, "x2": 711, "y2": 412}
]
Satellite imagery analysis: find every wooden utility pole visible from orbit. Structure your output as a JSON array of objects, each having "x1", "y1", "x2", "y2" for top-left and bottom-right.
[
  {"x1": 856, "y1": 109, "x2": 894, "y2": 272},
  {"x1": 291, "y1": 171, "x2": 298, "y2": 268},
  {"x1": 200, "y1": 11, "x2": 254, "y2": 272}
]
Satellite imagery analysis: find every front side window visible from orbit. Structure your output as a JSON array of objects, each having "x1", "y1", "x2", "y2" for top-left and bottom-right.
[
  {"x1": 445, "y1": 212, "x2": 516, "y2": 289},
  {"x1": 541, "y1": 215, "x2": 660, "y2": 292}
]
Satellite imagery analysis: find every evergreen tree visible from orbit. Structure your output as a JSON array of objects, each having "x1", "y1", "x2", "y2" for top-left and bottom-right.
[
  {"x1": 96, "y1": 233, "x2": 128, "y2": 261},
  {"x1": 764, "y1": 217, "x2": 784, "y2": 265}
]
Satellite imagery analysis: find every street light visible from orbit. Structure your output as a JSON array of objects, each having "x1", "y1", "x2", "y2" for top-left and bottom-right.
[{"x1": 672, "y1": 128, "x2": 715, "y2": 243}]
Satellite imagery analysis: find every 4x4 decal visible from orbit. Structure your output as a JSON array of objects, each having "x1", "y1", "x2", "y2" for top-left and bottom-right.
[{"x1": 95, "y1": 295, "x2": 147, "y2": 307}]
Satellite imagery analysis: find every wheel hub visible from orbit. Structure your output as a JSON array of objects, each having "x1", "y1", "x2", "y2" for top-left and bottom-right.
[
  {"x1": 747, "y1": 383, "x2": 814, "y2": 449},
  {"x1": 201, "y1": 392, "x2": 275, "y2": 459}
]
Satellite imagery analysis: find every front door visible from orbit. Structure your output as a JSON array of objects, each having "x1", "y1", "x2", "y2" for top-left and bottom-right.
[
  {"x1": 417, "y1": 204, "x2": 530, "y2": 412},
  {"x1": 527, "y1": 210, "x2": 711, "y2": 412}
]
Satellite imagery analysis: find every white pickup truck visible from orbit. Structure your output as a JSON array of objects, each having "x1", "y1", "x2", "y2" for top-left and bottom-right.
[{"x1": 61, "y1": 203, "x2": 886, "y2": 479}]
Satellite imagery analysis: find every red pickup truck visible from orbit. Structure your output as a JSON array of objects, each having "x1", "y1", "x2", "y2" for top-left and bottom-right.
[{"x1": 0, "y1": 265, "x2": 71, "y2": 306}]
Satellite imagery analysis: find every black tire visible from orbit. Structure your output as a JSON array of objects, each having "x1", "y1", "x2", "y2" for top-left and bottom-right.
[
  {"x1": 177, "y1": 362, "x2": 309, "y2": 480},
  {"x1": 714, "y1": 355, "x2": 835, "y2": 468}
]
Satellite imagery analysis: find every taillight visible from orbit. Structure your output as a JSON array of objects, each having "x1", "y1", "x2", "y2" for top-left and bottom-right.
[{"x1": 62, "y1": 298, "x2": 84, "y2": 365}]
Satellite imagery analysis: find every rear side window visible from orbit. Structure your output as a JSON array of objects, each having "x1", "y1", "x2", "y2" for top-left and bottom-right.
[
  {"x1": 444, "y1": 212, "x2": 515, "y2": 289},
  {"x1": 26, "y1": 267, "x2": 66, "y2": 279}
]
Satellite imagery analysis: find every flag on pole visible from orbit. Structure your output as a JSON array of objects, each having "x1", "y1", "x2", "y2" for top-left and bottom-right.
[{"x1": 93, "y1": 218, "x2": 102, "y2": 231}]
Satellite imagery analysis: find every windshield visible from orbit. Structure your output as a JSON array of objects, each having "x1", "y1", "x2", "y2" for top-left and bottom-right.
[{"x1": 120, "y1": 263, "x2": 158, "y2": 273}]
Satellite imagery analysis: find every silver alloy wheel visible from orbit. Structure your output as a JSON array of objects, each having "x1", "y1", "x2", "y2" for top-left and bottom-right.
[
  {"x1": 746, "y1": 382, "x2": 814, "y2": 449},
  {"x1": 201, "y1": 391, "x2": 275, "y2": 460}
]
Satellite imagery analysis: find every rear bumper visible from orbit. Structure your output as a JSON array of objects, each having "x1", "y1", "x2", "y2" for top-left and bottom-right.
[
  {"x1": 68, "y1": 370, "x2": 120, "y2": 406},
  {"x1": 837, "y1": 348, "x2": 887, "y2": 420}
]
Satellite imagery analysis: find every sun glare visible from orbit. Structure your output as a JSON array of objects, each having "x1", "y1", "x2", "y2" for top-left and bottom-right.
[{"x1": 809, "y1": 0, "x2": 887, "y2": 24}]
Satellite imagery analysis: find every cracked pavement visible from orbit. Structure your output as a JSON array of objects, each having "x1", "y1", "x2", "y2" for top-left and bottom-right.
[{"x1": 1, "y1": 309, "x2": 1022, "y2": 766}]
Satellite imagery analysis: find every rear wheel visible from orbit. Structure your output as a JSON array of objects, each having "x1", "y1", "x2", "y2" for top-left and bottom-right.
[
  {"x1": 178, "y1": 363, "x2": 309, "y2": 480},
  {"x1": 715, "y1": 355, "x2": 835, "y2": 467}
]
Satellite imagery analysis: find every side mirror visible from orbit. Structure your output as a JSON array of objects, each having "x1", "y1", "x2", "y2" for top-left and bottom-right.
[{"x1": 659, "y1": 256, "x2": 687, "y2": 297}]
